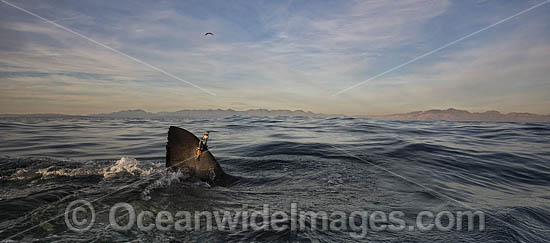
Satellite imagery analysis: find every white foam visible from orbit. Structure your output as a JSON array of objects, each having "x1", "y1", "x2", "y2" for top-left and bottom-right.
[
  {"x1": 4, "y1": 157, "x2": 162, "y2": 183},
  {"x1": 7, "y1": 168, "x2": 31, "y2": 181},
  {"x1": 37, "y1": 167, "x2": 97, "y2": 178},
  {"x1": 103, "y1": 157, "x2": 154, "y2": 178}
]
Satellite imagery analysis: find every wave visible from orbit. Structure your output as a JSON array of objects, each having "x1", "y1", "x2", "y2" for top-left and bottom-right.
[{"x1": 0, "y1": 116, "x2": 549, "y2": 242}]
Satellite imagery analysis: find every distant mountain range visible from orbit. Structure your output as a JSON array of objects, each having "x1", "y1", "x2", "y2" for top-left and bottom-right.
[
  {"x1": 2, "y1": 108, "x2": 549, "y2": 122},
  {"x1": 365, "y1": 108, "x2": 550, "y2": 123},
  {"x1": 91, "y1": 109, "x2": 331, "y2": 118}
]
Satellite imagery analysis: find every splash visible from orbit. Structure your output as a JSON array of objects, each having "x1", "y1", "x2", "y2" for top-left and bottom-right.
[
  {"x1": 38, "y1": 167, "x2": 93, "y2": 178},
  {"x1": 103, "y1": 157, "x2": 155, "y2": 178},
  {"x1": 141, "y1": 169, "x2": 191, "y2": 201},
  {"x1": 8, "y1": 164, "x2": 97, "y2": 181}
]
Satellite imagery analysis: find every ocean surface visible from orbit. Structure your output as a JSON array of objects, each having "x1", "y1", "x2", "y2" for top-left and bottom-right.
[{"x1": 0, "y1": 116, "x2": 549, "y2": 242}]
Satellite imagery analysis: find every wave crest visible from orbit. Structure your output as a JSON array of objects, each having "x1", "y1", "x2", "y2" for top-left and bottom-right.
[{"x1": 103, "y1": 157, "x2": 155, "y2": 178}]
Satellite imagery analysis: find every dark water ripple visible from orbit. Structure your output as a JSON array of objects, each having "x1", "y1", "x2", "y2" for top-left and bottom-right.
[{"x1": 0, "y1": 116, "x2": 549, "y2": 242}]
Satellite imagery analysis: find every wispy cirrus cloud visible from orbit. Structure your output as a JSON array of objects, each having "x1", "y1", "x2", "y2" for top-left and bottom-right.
[
  {"x1": 0, "y1": 0, "x2": 548, "y2": 114},
  {"x1": 343, "y1": 19, "x2": 550, "y2": 115}
]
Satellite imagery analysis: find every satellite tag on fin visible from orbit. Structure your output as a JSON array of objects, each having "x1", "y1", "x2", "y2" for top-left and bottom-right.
[{"x1": 166, "y1": 126, "x2": 231, "y2": 185}]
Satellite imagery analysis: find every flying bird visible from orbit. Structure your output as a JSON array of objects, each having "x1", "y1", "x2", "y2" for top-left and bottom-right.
[{"x1": 204, "y1": 32, "x2": 214, "y2": 36}]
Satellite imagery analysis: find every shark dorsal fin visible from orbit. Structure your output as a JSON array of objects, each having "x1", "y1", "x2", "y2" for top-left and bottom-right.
[{"x1": 166, "y1": 126, "x2": 226, "y2": 184}]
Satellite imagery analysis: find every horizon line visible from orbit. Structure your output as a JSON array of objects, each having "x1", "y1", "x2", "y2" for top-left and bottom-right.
[{"x1": 1, "y1": 107, "x2": 549, "y2": 117}]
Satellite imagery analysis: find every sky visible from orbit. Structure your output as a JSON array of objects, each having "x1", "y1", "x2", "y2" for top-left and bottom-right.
[{"x1": 0, "y1": 0, "x2": 549, "y2": 115}]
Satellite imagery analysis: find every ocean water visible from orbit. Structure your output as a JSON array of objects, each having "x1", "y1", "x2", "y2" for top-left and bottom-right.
[{"x1": 0, "y1": 116, "x2": 549, "y2": 242}]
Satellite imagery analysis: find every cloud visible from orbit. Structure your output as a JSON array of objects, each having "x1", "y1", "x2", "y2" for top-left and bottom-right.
[
  {"x1": 343, "y1": 19, "x2": 550, "y2": 114},
  {"x1": 1, "y1": 0, "x2": 547, "y2": 115}
]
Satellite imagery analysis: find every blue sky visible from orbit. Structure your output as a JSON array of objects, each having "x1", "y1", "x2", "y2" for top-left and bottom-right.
[{"x1": 0, "y1": 0, "x2": 549, "y2": 115}]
